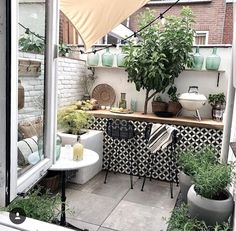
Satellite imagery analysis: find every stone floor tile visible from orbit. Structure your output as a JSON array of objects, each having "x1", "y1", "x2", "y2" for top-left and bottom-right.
[
  {"x1": 102, "y1": 200, "x2": 170, "y2": 231},
  {"x1": 66, "y1": 218, "x2": 99, "y2": 231}
]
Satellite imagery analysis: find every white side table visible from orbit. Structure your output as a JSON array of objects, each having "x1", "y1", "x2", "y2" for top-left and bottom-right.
[{"x1": 49, "y1": 148, "x2": 99, "y2": 230}]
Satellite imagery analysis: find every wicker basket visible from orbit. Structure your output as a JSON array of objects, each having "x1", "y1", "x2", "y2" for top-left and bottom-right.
[{"x1": 152, "y1": 101, "x2": 168, "y2": 113}]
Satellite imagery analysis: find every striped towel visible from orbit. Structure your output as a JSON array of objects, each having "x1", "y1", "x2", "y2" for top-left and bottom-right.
[{"x1": 148, "y1": 124, "x2": 176, "y2": 153}]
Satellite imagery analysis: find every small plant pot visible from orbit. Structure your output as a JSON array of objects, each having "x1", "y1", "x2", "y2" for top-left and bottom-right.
[
  {"x1": 152, "y1": 101, "x2": 168, "y2": 113},
  {"x1": 167, "y1": 101, "x2": 182, "y2": 116},
  {"x1": 187, "y1": 185, "x2": 234, "y2": 226},
  {"x1": 212, "y1": 104, "x2": 225, "y2": 121},
  {"x1": 179, "y1": 171, "x2": 193, "y2": 203},
  {"x1": 39, "y1": 171, "x2": 60, "y2": 193}
]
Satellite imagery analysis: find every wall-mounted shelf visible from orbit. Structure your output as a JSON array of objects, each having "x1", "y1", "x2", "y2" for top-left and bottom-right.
[{"x1": 89, "y1": 66, "x2": 225, "y2": 87}]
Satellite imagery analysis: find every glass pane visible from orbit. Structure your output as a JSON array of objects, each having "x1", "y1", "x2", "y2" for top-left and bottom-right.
[{"x1": 17, "y1": 0, "x2": 46, "y2": 177}]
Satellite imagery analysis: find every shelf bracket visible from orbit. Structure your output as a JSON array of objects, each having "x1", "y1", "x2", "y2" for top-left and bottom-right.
[{"x1": 217, "y1": 72, "x2": 220, "y2": 87}]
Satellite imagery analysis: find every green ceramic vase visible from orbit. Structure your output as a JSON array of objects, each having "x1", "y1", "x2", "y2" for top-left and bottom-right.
[
  {"x1": 206, "y1": 47, "x2": 221, "y2": 70},
  {"x1": 87, "y1": 47, "x2": 99, "y2": 66},
  {"x1": 102, "y1": 48, "x2": 114, "y2": 67},
  {"x1": 116, "y1": 52, "x2": 126, "y2": 67},
  {"x1": 193, "y1": 47, "x2": 204, "y2": 70}
]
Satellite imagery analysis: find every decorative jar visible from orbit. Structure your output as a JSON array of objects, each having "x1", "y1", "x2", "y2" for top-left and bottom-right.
[
  {"x1": 116, "y1": 52, "x2": 126, "y2": 67},
  {"x1": 206, "y1": 47, "x2": 221, "y2": 70},
  {"x1": 102, "y1": 48, "x2": 114, "y2": 67},
  {"x1": 87, "y1": 47, "x2": 99, "y2": 66},
  {"x1": 56, "y1": 134, "x2": 62, "y2": 161},
  {"x1": 119, "y1": 93, "x2": 127, "y2": 109},
  {"x1": 193, "y1": 46, "x2": 204, "y2": 70}
]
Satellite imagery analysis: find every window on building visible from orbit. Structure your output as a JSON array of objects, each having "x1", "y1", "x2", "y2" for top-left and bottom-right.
[{"x1": 194, "y1": 31, "x2": 209, "y2": 45}]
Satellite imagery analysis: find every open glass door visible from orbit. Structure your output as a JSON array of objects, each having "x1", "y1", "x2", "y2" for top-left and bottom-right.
[{"x1": 5, "y1": 0, "x2": 59, "y2": 204}]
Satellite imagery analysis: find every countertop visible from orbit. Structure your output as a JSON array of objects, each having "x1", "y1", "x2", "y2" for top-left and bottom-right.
[{"x1": 88, "y1": 110, "x2": 224, "y2": 130}]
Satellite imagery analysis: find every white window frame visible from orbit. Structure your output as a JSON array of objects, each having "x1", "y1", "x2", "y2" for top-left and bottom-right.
[
  {"x1": 147, "y1": 0, "x2": 212, "y2": 4},
  {"x1": 8, "y1": 0, "x2": 59, "y2": 202},
  {"x1": 194, "y1": 31, "x2": 209, "y2": 45}
]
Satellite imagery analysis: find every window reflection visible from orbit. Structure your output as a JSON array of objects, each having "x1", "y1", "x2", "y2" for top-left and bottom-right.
[{"x1": 17, "y1": 0, "x2": 46, "y2": 177}]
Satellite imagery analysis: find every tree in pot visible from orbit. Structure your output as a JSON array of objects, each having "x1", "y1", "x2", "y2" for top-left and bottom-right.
[
  {"x1": 187, "y1": 162, "x2": 234, "y2": 226},
  {"x1": 123, "y1": 7, "x2": 195, "y2": 114},
  {"x1": 208, "y1": 92, "x2": 226, "y2": 121},
  {"x1": 151, "y1": 95, "x2": 168, "y2": 113},
  {"x1": 177, "y1": 146, "x2": 216, "y2": 203}
]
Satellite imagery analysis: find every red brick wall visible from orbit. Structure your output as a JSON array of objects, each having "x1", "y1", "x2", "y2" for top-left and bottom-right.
[
  {"x1": 223, "y1": 3, "x2": 233, "y2": 44},
  {"x1": 129, "y1": 1, "x2": 227, "y2": 44}
]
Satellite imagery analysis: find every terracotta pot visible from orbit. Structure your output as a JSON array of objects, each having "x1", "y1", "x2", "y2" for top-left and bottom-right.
[
  {"x1": 167, "y1": 101, "x2": 182, "y2": 116},
  {"x1": 187, "y1": 185, "x2": 234, "y2": 226},
  {"x1": 179, "y1": 171, "x2": 193, "y2": 203},
  {"x1": 40, "y1": 173, "x2": 60, "y2": 193},
  {"x1": 152, "y1": 101, "x2": 168, "y2": 113},
  {"x1": 212, "y1": 104, "x2": 225, "y2": 121}
]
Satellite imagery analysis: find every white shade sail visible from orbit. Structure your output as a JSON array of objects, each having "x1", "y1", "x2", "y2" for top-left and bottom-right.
[{"x1": 60, "y1": 0, "x2": 150, "y2": 49}]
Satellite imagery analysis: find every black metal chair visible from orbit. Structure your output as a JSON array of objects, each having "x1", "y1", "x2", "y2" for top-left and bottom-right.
[
  {"x1": 141, "y1": 124, "x2": 179, "y2": 198},
  {"x1": 104, "y1": 119, "x2": 138, "y2": 189}
]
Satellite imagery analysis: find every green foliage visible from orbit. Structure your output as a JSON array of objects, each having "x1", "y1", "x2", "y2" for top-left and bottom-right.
[
  {"x1": 167, "y1": 85, "x2": 179, "y2": 102},
  {"x1": 5, "y1": 187, "x2": 61, "y2": 222},
  {"x1": 167, "y1": 204, "x2": 231, "y2": 231},
  {"x1": 19, "y1": 33, "x2": 44, "y2": 54},
  {"x1": 123, "y1": 7, "x2": 195, "y2": 113},
  {"x1": 153, "y1": 94, "x2": 163, "y2": 102},
  {"x1": 59, "y1": 43, "x2": 71, "y2": 57},
  {"x1": 208, "y1": 93, "x2": 226, "y2": 106},
  {"x1": 57, "y1": 106, "x2": 93, "y2": 134},
  {"x1": 177, "y1": 146, "x2": 217, "y2": 176},
  {"x1": 193, "y1": 163, "x2": 233, "y2": 199}
]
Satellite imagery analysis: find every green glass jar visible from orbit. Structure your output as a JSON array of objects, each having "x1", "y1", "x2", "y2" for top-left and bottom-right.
[
  {"x1": 87, "y1": 47, "x2": 99, "y2": 66},
  {"x1": 102, "y1": 48, "x2": 114, "y2": 67},
  {"x1": 193, "y1": 47, "x2": 204, "y2": 70},
  {"x1": 206, "y1": 47, "x2": 221, "y2": 70},
  {"x1": 116, "y1": 52, "x2": 126, "y2": 67},
  {"x1": 119, "y1": 93, "x2": 127, "y2": 109}
]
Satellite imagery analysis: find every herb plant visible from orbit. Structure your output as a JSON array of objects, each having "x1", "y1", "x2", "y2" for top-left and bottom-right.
[
  {"x1": 59, "y1": 43, "x2": 71, "y2": 57},
  {"x1": 208, "y1": 93, "x2": 226, "y2": 106},
  {"x1": 167, "y1": 85, "x2": 179, "y2": 102},
  {"x1": 57, "y1": 106, "x2": 93, "y2": 135},
  {"x1": 123, "y1": 7, "x2": 195, "y2": 114}
]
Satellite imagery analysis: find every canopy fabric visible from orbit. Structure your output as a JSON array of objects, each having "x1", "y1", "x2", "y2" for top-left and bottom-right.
[{"x1": 60, "y1": 0, "x2": 150, "y2": 50}]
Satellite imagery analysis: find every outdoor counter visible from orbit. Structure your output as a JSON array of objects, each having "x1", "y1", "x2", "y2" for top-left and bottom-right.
[
  {"x1": 88, "y1": 110, "x2": 223, "y2": 182},
  {"x1": 88, "y1": 110, "x2": 224, "y2": 130}
]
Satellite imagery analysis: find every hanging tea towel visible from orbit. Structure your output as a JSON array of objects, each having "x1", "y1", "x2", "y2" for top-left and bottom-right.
[{"x1": 148, "y1": 123, "x2": 176, "y2": 153}]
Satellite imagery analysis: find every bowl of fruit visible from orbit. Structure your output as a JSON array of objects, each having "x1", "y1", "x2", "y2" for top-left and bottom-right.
[{"x1": 75, "y1": 98, "x2": 99, "y2": 111}]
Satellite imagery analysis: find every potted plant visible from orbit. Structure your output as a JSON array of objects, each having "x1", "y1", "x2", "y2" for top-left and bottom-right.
[
  {"x1": 59, "y1": 43, "x2": 71, "y2": 57},
  {"x1": 123, "y1": 7, "x2": 195, "y2": 114},
  {"x1": 208, "y1": 93, "x2": 226, "y2": 121},
  {"x1": 187, "y1": 162, "x2": 234, "y2": 226},
  {"x1": 167, "y1": 85, "x2": 182, "y2": 116},
  {"x1": 151, "y1": 95, "x2": 168, "y2": 113},
  {"x1": 177, "y1": 147, "x2": 216, "y2": 203},
  {"x1": 57, "y1": 106, "x2": 93, "y2": 135}
]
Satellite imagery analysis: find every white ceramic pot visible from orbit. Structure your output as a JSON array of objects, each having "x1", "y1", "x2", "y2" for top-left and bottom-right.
[
  {"x1": 179, "y1": 171, "x2": 193, "y2": 203},
  {"x1": 187, "y1": 185, "x2": 234, "y2": 226},
  {"x1": 178, "y1": 92, "x2": 207, "y2": 111}
]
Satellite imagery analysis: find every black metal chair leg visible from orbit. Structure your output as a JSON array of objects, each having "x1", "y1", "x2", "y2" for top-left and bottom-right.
[
  {"x1": 169, "y1": 142, "x2": 175, "y2": 198},
  {"x1": 141, "y1": 175, "x2": 146, "y2": 191},
  {"x1": 130, "y1": 142, "x2": 133, "y2": 189},
  {"x1": 104, "y1": 139, "x2": 114, "y2": 184},
  {"x1": 141, "y1": 151, "x2": 152, "y2": 191},
  {"x1": 149, "y1": 153, "x2": 155, "y2": 181}
]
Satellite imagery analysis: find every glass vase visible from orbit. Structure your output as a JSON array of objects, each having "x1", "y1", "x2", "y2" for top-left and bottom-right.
[
  {"x1": 193, "y1": 46, "x2": 204, "y2": 70},
  {"x1": 119, "y1": 93, "x2": 127, "y2": 109},
  {"x1": 102, "y1": 48, "x2": 114, "y2": 67},
  {"x1": 56, "y1": 134, "x2": 62, "y2": 161},
  {"x1": 116, "y1": 52, "x2": 126, "y2": 67},
  {"x1": 87, "y1": 47, "x2": 99, "y2": 66},
  {"x1": 206, "y1": 47, "x2": 221, "y2": 70}
]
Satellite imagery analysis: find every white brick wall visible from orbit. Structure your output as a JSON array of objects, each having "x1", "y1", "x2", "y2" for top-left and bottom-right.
[{"x1": 18, "y1": 52, "x2": 86, "y2": 122}]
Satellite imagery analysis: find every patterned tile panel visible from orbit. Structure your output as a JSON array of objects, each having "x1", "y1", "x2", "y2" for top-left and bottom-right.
[{"x1": 89, "y1": 118, "x2": 223, "y2": 181}]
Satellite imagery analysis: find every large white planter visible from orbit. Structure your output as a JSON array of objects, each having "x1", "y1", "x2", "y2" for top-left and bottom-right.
[
  {"x1": 187, "y1": 185, "x2": 234, "y2": 226},
  {"x1": 58, "y1": 130, "x2": 103, "y2": 184},
  {"x1": 179, "y1": 171, "x2": 193, "y2": 203}
]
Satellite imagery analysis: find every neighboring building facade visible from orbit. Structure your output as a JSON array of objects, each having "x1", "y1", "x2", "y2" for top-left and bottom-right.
[{"x1": 59, "y1": 0, "x2": 233, "y2": 45}]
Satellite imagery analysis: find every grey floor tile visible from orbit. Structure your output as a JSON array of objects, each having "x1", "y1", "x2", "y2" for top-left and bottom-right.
[
  {"x1": 123, "y1": 179, "x2": 179, "y2": 210},
  {"x1": 102, "y1": 200, "x2": 170, "y2": 231},
  {"x1": 68, "y1": 171, "x2": 137, "y2": 200},
  {"x1": 67, "y1": 218, "x2": 99, "y2": 231},
  {"x1": 98, "y1": 227, "x2": 118, "y2": 231},
  {"x1": 66, "y1": 188, "x2": 119, "y2": 226}
]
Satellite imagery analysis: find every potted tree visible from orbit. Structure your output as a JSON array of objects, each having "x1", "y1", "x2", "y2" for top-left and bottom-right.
[
  {"x1": 208, "y1": 93, "x2": 226, "y2": 121},
  {"x1": 123, "y1": 7, "x2": 194, "y2": 114},
  {"x1": 167, "y1": 85, "x2": 182, "y2": 116},
  {"x1": 151, "y1": 95, "x2": 168, "y2": 114},
  {"x1": 187, "y1": 162, "x2": 234, "y2": 226},
  {"x1": 177, "y1": 147, "x2": 216, "y2": 203}
]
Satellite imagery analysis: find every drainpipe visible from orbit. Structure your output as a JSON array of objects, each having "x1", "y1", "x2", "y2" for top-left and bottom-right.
[{"x1": 221, "y1": 2, "x2": 236, "y2": 163}]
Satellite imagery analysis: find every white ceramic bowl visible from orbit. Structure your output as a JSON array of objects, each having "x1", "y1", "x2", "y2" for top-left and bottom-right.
[{"x1": 178, "y1": 92, "x2": 207, "y2": 111}]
